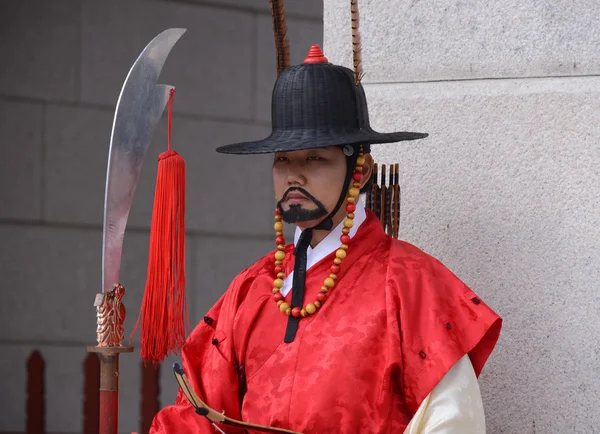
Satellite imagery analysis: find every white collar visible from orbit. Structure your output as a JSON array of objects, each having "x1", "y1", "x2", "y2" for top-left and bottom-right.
[{"x1": 280, "y1": 196, "x2": 367, "y2": 297}]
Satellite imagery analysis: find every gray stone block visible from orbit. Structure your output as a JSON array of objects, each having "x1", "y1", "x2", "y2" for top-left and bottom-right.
[
  {"x1": 44, "y1": 104, "x2": 274, "y2": 235},
  {"x1": 324, "y1": 0, "x2": 600, "y2": 83},
  {"x1": 192, "y1": 234, "x2": 273, "y2": 324},
  {"x1": 0, "y1": 344, "x2": 142, "y2": 433},
  {"x1": 0, "y1": 224, "x2": 155, "y2": 344},
  {"x1": 0, "y1": 344, "x2": 28, "y2": 432},
  {"x1": 0, "y1": 1, "x2": 79, "y2": 101},
  {"x1": 165, "y1": 0, "x2": 323, "y2": 19},
  {"x1": 43, "y1": 346, "x2": 88, "y2": 433},
  {"x1": 81, "y1": 0, "x2": 255, "y2": 119},
  {"x1": 44, "y1": 105, "x2": 112, "y2": 226},
  {"x1": 118, "y1": 348, "x2": 145, "y2": 432},
  {"x1": 137, "y1": 116, "x2": 275, "y2": 236},
  {"x1": 159, "y1": 353, "x2": 182, "y2": 409},
  {"x1": 362, "y1": 77, "x2": 600, "y2": 433},
  {"x1": 0, "y1": 101, "x2": 43, "y2": 220},
  {"x1": 255, "y1": 14, "x2": 324, "y2": 121},
  {"x1": 256, "y1": 0, "x2": 323, "y2": 19}
]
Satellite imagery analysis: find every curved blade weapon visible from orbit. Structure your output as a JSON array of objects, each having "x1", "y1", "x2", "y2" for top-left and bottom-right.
[
  {"x1": 102, "y1": 28, "x2": 186, "y2": 295},
  {"x1": 86, "y1": 28, "x2": 186, "y2": 434}
]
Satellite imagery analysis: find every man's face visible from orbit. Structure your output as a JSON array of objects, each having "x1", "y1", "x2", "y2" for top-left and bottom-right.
[{"x1": 273, "y1": 147, "x2": 348, "y2": 229}]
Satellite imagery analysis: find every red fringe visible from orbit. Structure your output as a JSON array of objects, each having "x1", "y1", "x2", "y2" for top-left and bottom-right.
[{"x1": 131, "y1": 89, "x2": 188, "y2": 364}]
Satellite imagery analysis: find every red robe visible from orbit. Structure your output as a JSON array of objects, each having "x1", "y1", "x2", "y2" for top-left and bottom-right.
[{"x1": 150, "y1": 211, "x2": 502, "y2": 433}]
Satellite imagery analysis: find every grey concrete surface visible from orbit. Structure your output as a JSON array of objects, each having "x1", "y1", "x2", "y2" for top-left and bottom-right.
[
  {"x1": 324, "y1": 0, "x2": 600, "y2": 429},
  {"x1": 81, "y1": 1, "x2": 256, "y2": 120},
  {"x1": 361, "y1": 77, "x2": 600, "y2": 433},
  {"x1": 0, "y1": 101, "x2": 43, "y2": 220},
  {"x1": 43, "y1": 104, "x2": 274, "y2": 235},
  {"x1": 0, "y1": 1, "x2": 80, "y2": 101},
  {"x1": 0, "y1": 0, "x2": 322, "y2": 432},
  {"x1": 324, "y1": 0, "x2": 600, "y2": 83}
]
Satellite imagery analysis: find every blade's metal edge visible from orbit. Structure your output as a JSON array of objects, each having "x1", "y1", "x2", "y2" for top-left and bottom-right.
[{"x1": 101, "y1": 28, "x2": 187, "y2": 294}]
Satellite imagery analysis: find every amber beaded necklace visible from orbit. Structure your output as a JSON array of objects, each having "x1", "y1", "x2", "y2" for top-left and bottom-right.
[{"x1": 272, "y1": 150, "x2": 366, "y2": 319}]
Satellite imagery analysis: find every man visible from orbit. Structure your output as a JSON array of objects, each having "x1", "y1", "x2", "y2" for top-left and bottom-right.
[{"x1": 149, "y1": 39, "x2": 502, "y2": 433}]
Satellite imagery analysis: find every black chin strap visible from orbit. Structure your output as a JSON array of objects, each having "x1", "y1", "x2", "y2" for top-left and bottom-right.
[{"x1": 283, "y1": 147, "x2": 360, "y2": 343}]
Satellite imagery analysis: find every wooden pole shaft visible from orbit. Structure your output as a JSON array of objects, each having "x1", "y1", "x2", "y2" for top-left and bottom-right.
[
  {"x1": 88, "y1": 286, "x2": 134, "y2": 434},
  {"x1": 87, "y1": 346, "x2": 133, "y2": 433},
  {"x1": 99, "y1": 354, "x2": 120, "y2": 434}
]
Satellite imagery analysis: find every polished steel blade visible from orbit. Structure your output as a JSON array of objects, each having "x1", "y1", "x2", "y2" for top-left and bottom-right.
[{"x1": 102, "y1": 28, "x2": 186, "y2": 293}]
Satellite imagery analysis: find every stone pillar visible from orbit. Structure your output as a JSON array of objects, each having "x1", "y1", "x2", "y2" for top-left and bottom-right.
[{"x1": 325, "y1": 1, "x2": 600, "y2": 433}]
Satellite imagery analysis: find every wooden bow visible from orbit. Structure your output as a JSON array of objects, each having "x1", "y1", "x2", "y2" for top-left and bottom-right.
[{"x1": 173, "y1": 363, "x2": 303, "y2": 434}]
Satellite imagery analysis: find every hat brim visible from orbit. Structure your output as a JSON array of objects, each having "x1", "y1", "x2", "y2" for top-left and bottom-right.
[{"x1": 215, "y1": 129, "x2": 428, "y2": 155}]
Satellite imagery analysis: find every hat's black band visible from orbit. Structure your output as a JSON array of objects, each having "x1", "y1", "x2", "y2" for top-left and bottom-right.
[{"x1": 311, "y1": 144, "x2": 361, "y2": 231}]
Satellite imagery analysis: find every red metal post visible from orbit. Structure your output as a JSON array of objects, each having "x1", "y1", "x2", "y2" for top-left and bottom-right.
[
  {"x1": 84, "y1": 353, "x2": 100, "y2": 434},
  {"x1": 86, "y1": 347, "x2": 133, "y2": 434},
  {"x1": 26, "y1": 351, "x2": 45, "y2": 434},
  {"x1": 141, "y1": 362, "x2": 161, "y2": 434},
  {"x1": 99, "y1": 354, "x2": 120, "y2": 434}
]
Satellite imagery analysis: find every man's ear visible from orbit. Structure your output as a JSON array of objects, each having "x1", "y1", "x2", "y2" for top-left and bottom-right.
[{"x1": 360, "y1": 153, "x2": 374, "y2": 189}]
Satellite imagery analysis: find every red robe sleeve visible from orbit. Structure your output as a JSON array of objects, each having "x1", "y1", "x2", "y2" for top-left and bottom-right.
[
  {"x1": 391, "y1": 241, "x2": 503, "y2": 415},
  {"x1": 150, "y1": 272, "x2": 250, "y2": 434}
]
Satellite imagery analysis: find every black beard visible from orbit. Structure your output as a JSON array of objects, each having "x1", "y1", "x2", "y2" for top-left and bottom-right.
[
  {"x1": 277, "y1": 187, "x2": 329, "y2": 224},
  {"x1": 282, "y1": 204, "x2": 328, "y2": 224}
]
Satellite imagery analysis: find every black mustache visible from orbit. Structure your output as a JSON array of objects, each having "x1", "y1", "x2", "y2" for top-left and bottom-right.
[{"x1": 281, "y1": 187, "x2": 321, "y2": 204}]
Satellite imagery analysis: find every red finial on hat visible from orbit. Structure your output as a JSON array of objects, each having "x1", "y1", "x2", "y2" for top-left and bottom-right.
[{"x1": 304, "y1": 44, "x2": 328, "y2": 64}]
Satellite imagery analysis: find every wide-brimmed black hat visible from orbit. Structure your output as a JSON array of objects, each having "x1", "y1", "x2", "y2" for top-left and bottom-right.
[{"x1": 216, "y1": 45, "x2": 427, "y2": 155}]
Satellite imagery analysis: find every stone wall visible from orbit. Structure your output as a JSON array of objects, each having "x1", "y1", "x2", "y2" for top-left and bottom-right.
[
  {"x1": 325, "y1": 1, "x2": 600, "y2": 433},
  {"x1": 0, "y1": 1, "x2": 322, "y2": 432}
]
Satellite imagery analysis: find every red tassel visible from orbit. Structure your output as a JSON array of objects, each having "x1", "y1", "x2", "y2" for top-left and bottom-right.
[{"x1": 131, "y1": 88, "x2": 188, "y2": 364}]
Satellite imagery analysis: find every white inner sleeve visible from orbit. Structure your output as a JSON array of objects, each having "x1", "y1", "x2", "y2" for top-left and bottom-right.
[{"x1": 403, "y1": 355, "x2": 486, "y2": 434}]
